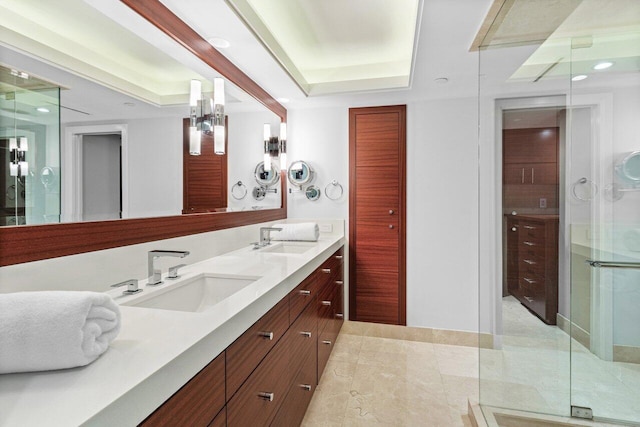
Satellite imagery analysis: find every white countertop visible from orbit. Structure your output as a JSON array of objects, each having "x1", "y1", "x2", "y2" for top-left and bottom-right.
[{"x1": 0, "y1": 235, "x2": 344, "y2": 427}]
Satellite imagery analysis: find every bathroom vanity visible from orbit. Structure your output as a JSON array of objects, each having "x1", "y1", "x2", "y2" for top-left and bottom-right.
[{"x1": 0, "y1": 230, "x2": 344, "y2": 427}]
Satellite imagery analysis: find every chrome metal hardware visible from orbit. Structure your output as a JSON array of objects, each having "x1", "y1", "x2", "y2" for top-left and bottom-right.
[
  {"x1": 511, "y1": 227, "x2": 517, "y2": 232},
  {"x1": 586, "y1": 260, "x2": 640, "y2": 269},
  {"x1": 524, "y1": 225, "x2": 536, "y2": 230},
  {"x1": 531, "y1": 168, "x2": 535, "y2": 183},
  {"x1": 300, "y1": 384, "x2": 312, "y2": 391},
  {"x1": 521, "y1": 168, "x2": 525, "y2": 184},
  {"x1": 389, "y1": 209, "x2": 394, "y2": 215},
  {"x1": 168, "y1": 264, "x2": 186, "y2": 279},
  {"x1": 523, "y1": 277, "x2": 537, "y2": 284},
  {"x1": 322, "y1": 340, "x2": 332, "y2": 345},
  {"x1": 148, "y1": 250, "x2": 190, "y2": 286},
  {"x1": 523, "y1": 259, "x2": 536, "y2": 265},
  {"x1": 300, "y1": 331, "x2": 312, "y2": 338},
  {"x1": 335, "y1": 255, "x2": 343, "y2": 260},
  {"x1": 258, "y1": 227, "x2": 283, "y2": 247},
  {"x1": 335, "y1": 280, "x2": 344, "y2": 285},
  {"x1": 259, "y1": 331, "x2": 274, "y2": 340},
  {"x1": 322, "y1": 268, "x2": 331, "y2": 274},
  {"x1": 524, "y1": 296, "x2": 534, "y2": 303},
  {"x1": 299, "y1": 290, "x2": 311, "y2": 295},
  {"x1": 336, "y1": 313, "x2": 344, "y2": 319},
  {"x1": 321, "y1": 300, "x2": 331, "y2": 306},
  {"x1": 389, "y1": 224, "x2": 394, "y2": 229},
  {"x1": 523, "y1": 241, "x2": 535, "y2": 246},
  {"x1": 258, "y1": 392, "x2": 274, "y2": 401},
  {"x1": 111, "y1": 279, "x2": 141, "y2": 295}
]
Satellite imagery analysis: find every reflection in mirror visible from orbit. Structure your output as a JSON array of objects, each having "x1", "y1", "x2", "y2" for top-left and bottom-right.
[
  {"x1": 288, "y1": 160, "x2": 315, "y2": 188},
  {"x1": 0, "y1": 0, "x2": 282, "y2": 226}
]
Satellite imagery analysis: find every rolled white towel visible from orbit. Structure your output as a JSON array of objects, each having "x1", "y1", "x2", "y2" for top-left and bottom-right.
[
  {"x1": 0, "y1": 291, "x2": 121, "y2": 374},
  {"x1": 271, "y1": 223, "x2": 320, "y2": 242}
]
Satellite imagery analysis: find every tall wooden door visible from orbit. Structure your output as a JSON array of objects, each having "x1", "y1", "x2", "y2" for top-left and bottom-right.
[{"x1": 349, "y1": 105, "x2": 406, "y2": 325}]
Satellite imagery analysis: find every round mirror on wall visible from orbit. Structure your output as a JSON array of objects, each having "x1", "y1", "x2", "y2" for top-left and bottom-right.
[
  {"x1": 287, "y1": 160, "x2": 314, "y2": 188},
  {"x1": 616, "y1": 151, "x2": 640, "y2": 183},
  {"x1": 254, "y1": 161, "x2": 280, "y2": 187}
]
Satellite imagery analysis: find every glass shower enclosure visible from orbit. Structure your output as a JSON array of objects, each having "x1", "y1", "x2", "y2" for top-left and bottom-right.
[
  {"x1": 478, "y1": 0, "x2": 640, "y2": 425},
  {"x1": 0, "y1": 64, "x2": 60, "y2": 226}
]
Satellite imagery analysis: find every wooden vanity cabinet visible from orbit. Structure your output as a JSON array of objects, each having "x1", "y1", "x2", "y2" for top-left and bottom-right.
[
  {"x1": 140, "y1": 246, "x2": 344, "y2": 427},
  {"x1": 505, "y1": 216, "x2": 558, "y2": 324},
  {"x1": 503, "y1": 128, "x2": 559, "y2": 186},
  {"x1": 139, "y1": 352, "x2": 225, "y2": 427}
]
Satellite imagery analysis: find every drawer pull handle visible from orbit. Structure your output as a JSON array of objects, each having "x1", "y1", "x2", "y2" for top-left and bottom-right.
[
  {"x1": 523, "y1": 241, "x2": 535, "y2": 246},
  {"x1": 322, "y1": 340, "x2": 332, "y2": 345},
  {"x1": 335, "y1": 255, "x2": 343, "y2": 260},
  {"x1": 258, "y1": 392, "x2": 274, "y2": 401},
  {"x1": 299, "y1": 290, "x2": 311, "y2": 295},
  {"x1": 300, "y1": 331, "x2": 312, "y2": 338},
  {"x1": 259, "y1": 331, "x2": 274, "y2": 340},
  {"x1": 524, "y1": 225, "x2": 536, "y2": 230},
  {"x1": 335, "y1": 280, "x2": 344, "y2": 285},
  {"x1": 300, "y1": 384, "x2": 312, "y2": 391},
  {"x1": 321, "y1": 300, "x2": 332, "y2": 306},
  {"x1": 524, "y1": 296, "x2": 534, "y2": 303},
  {"x1": 523, "y1": 277, "x2": 537, "y2": 284},
  {"x1": 336, "y1": 313, "x2": 344, "y2": 319},
  {"x1": 322, "y1": 268, "x2": 331, "y2": 274},
  {"x1": 523, "y1": 259, "x2": 536, "y2": 265}
]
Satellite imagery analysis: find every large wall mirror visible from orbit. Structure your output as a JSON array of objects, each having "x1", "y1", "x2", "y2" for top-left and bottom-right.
[{"x1": 0, "y1": 0, "x2": 287, "y2": 266}]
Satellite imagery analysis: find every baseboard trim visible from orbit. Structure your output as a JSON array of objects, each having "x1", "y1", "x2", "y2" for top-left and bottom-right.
[{"x1": 557, "y1": 313, "x2": 590, "y2": 349}]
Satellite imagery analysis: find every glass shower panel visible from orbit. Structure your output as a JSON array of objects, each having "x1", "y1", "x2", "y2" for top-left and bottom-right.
[
  {"x1": 567, "y1": 1, "x2": 640, "y2": 423},
  {"x1": 478, "y1": 31, "x2": 572, "y2": 419},
  {"x1": 0, "y1": 66, "x2": 60, "y2": 226}
]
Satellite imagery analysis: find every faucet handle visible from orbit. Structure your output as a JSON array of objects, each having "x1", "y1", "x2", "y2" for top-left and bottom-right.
[
  {"x1": 168, "y1": 264, "x2": 187, "y2": 279},
  {"x1": 111, "y1": 279, "x2": 142, "y2": 295}
]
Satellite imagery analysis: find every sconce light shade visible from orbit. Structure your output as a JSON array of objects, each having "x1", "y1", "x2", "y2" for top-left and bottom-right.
[
  {"x1": 214, "y1": 78, "x2": 225, "y2": 105},
  {"x1": 190, "y1": 80, "x2": 201, "y2": 107},
  {"x1": 279, "y1": 123, "x2": 287, "y2": 171},
  {"x1": 18, "y1": 161, "x2": 28, "y2": 176},
  {"x1": 214, "y1": 125, "x2": 225, "y2": 155},
  {"x1": 19, "y1": 136, "x2": 28, "y2": 152},
  {"x1": 213, "y1": 77, "x2": 226, "y2": 155},
  {"x1": 9, "y1": 137, "x2": 17, "y2": 151},
  {"x1": 9, "y1": 162, "x2": 18, "y2": 177},
  {"x1": 189, "y1": 126, "x2": 201, "y2": 155}
]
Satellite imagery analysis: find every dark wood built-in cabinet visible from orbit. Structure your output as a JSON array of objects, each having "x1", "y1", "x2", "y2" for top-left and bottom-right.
[
  {"x1": 140, "y1": 247, "x2": 344, "y2": 427},
  {"x1": 506, "y1": 215, "x2": 559, "y2": 324}
]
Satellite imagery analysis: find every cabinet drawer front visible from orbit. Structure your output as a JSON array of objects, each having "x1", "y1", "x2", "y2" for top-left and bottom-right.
[
  {"x1": 288, "y1": 301, "x2": 318, "y2": 377},
  {"x1": 209, "y1": 407, "x2": 226, "y2": 427},
  {"x1": 317, "y1": 325, "x2": 335, "y2": 381},
  {"x1": 520, "y1": 276, "x2": 543, "y2": 296},
  {"x1": 289, "y1": 273, "x2": 318, "y2": 324},
  {"x1": 317, "y1": 283, "x2": 335, "y2": 333},
  {"x1": 271, "y1": 348, "x2": 317, "y2": 427},
  {"x1": 226, "y1": 297, "x2": 290, "y2": 401},
  {"x1": 521, "y1": 222, "x2": 544, "y2": 240},
  {"x1": 319, "y1": 248, "x2": 344, "y2": 281},
  {"x1": 227, "y1": 334, "x2": 292, "y2": 427},
  {"x1": 519, "y1": 258, "x2": 545, "y2": 278},
  {"x1": 141, "y1": 352, "x2": 225, "y2": 427}
]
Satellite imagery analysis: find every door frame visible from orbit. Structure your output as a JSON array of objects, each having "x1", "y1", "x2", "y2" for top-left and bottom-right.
[
  {"x1": 348, "y1": 104, "x2": 407, "y2": 325},
  {"x1": 62, "y1": 124, "x2": 128, "y2": 222}
]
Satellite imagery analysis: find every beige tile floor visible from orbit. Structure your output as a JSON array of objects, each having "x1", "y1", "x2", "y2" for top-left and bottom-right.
[
  {"x1": 301, "y1": 330, "x2": 478, "y2": 426},
  {"x1": 302, "y1": 299, "x2": 640, "y2": 426}
]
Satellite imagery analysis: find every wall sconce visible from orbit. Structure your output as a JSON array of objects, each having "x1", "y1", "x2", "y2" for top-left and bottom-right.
[
  {"x1": 9, "y1": 137, "x2": 28, "y2": 177},
  {"x1": 189, "y1": 77, "x2": 225, "y2": 156},
  {"x1": 263, "y1": 122, "x2": 287, "y2": 172}
]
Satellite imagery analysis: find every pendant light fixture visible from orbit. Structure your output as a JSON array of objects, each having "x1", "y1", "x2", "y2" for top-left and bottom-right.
[
  {"x1": 263, "y1": 123, "x2": 272, "y2": 171},
  {"x1": 279, "y1": 122, "x2": 287, "y2": 171},
  {"x1": 188, "y1": 78, "x2": 225, "y2": 156},
  {"x1": 213, "y1": 77, "x2": 225, "y2": 155},
  {"x1": 189, "y1": 79, "x2": 202, "y2": 156}
]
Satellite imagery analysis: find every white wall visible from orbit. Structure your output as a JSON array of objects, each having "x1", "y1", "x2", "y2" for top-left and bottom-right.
[{"x1": 287, "y1": 96, "x2": 479, "y2": 332}]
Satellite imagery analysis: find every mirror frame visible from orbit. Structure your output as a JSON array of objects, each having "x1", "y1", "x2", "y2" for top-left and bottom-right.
[{"x1": 0, "y1": 0, "x2": 287, "y2": 267}]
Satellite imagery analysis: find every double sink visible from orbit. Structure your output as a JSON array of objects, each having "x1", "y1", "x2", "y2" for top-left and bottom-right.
[{"x1": 119, "y1": 242, "x2": 316, "y2": 313}]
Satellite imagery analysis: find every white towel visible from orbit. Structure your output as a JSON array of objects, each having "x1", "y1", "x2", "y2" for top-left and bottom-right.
[
  {"x1": 0, "y1": 291, "x2": 121, "y2": 374},
  {"x1": 271, "y1": 223, "x2": 320, "y2": 242}
]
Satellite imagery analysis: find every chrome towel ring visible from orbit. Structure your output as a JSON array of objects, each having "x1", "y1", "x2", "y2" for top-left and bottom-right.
[
  {"x1": 324, "y1": 180, "x2": 344, "y2": 201},
  {"x1": 571, "y1": 177, "x2": 598, "y2": 202},
  {"x1": 231, "y1": 181, "x2": 247, "y2": 200}
]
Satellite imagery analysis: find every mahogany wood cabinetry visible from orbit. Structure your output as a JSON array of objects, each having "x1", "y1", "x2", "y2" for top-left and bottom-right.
[
  {"x1": 506, "y1": 215, "x2": 559, "y2": 324},
  {"x1": 139, "y1": 246, "x2": 344, "y2": 427}
]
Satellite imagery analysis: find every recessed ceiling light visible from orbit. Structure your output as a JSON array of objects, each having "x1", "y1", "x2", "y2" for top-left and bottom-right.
[
  {"x1": 208, "y1": 37, "x2": 230, "y2": 49},
  {"x1": 276, "y1": 97, "x2": 289, "y2": 103},
  {"x1": 36, "y1": 107, "x2": 50, "y2": 113},
  {"x1": 593, "y1": 61, "x2": 613, "y2": 70},
  {"x1": 434, "y1": 77, "x2": 449, "y2": 84},
  {"x1": 124, "y1": 102, "x2": 135, "y2": 107},
  {"x1": 572, "y1": 75, "x2": 588, "y2": 81}
]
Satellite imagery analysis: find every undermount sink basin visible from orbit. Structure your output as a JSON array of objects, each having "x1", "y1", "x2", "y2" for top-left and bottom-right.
[
  {"x1": 260, "y1": 242, "x2": 315, "y2": 255},
  {"x1": 122, "y1": 273, "x2": 259, "y2": 313}
]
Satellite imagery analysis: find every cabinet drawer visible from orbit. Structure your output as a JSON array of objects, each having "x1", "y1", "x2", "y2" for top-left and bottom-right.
[
  {"x1": 289, "y1": 272, "x2": 318, "y2": 324},
  {"x1": 318, "y1": 249, "x2": 344, "y2": 282},
  {"x1": 520, "y1": 222, "x2": 544, "y2": 240},
  {"x1": 519, "y1": 257, "x2": 544, "y2": 278},
  {"x1": 226, "y1": 297, "x2": 290, "y2": 401},
  {"x1": 140, "y1": 352, "x2": 225, "y2": 427},
  {"x1": 227, "y1": 333, "x2": 292, "y2": 427},
  {"x1": 317, "y1": 325, "x2": 335, "y2": 381},
  {"x1": 288, "y1": 300, "x2": 317, "y2": 377},
  {"x1": 317, "y1": 284, "x2": 334, "y2": 334},
  {"x1": 270, "y1": 348, "x2": 317, "y2": 427},
  {"x1": 208, "y1": 407, "x2": 225, "y2": 427}
]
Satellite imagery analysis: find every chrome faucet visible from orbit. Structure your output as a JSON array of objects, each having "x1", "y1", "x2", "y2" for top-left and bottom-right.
[
  {"x1": 255, "y1": 227, "x2": 282, "y2": 248},
  {"x1": 148, "y1": 250, "x2": 190, "y2": 286}
]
